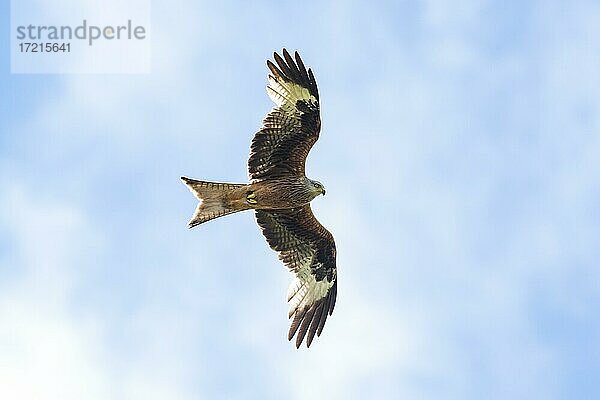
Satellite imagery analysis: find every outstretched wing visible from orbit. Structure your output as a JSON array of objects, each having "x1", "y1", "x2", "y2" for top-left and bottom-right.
[
  {"x1": 255, "y1": 206, "x2": 337, "y2": 348},
  {"x1": 248, "y1": 49, "x2": 321, "y2": 181}
]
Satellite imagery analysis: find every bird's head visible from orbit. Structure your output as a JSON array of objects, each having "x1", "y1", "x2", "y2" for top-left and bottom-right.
[{"x1": 310, "y1": 179, "x2": 326, "y2": 196}]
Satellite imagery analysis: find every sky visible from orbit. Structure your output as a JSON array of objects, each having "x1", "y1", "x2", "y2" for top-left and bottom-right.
[{"x1": 1, "y1": 0, "x2": 599, "y2": 399}]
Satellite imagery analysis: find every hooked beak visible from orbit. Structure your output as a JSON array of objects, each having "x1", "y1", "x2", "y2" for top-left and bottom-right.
[{"x1": 322, "y1": 188, "x2": 326, "y2": 196}]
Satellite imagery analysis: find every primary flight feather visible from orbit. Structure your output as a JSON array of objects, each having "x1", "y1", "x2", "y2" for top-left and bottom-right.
[{"x1": 181, "y1": 49, "x2": 337, "y2": 348}]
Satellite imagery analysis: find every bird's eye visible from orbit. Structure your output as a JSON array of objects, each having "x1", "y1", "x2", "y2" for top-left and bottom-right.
[{"x1": 314, "y1": 182, "x2": 321, "y2": 188}]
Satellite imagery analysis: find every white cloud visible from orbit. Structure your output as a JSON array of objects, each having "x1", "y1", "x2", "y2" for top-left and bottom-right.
[
  {"x1": 0, "y1": 183, "x2": 111, "y2": 400},
  {"x1": 0, "y1": 183, "x2": 199, "y2": 400}
]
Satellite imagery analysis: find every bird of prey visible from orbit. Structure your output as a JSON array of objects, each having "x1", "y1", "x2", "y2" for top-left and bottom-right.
[{"x1": 181, "y1": 49, "x2": 337, "y2": 348}]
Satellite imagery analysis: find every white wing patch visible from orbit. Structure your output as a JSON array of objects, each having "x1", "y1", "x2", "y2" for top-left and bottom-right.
[
  {"x1": 267, "y1": 75, "x2": 316, "y2": 109},
  {"x1": 287, "y1": 260, "x2": 335, "y2": 319}
]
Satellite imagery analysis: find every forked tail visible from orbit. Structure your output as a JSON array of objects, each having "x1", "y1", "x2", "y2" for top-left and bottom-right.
[{"x1": 181, "y1": 177, "x2": 249, "y2": 228}]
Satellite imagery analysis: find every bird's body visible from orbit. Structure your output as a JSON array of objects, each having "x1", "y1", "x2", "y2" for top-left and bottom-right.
[
  {"x1": 182, "y1": 49, "x2": 337, "y2": 348},
  {"x1": 248, "y1": 176, "x2": 323, "y2": 209}
]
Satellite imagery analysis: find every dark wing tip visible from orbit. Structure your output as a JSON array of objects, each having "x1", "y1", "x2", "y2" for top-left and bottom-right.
[
  {"x1": 268, "y1": 49, "x2": 319, "y2": 100},
  {"x1": 306, "y1": 301, "x2": 326, "y2": 347},
  {"x1": 266, "y1": 60, "x2": 284, "y2": 80},
  {"x1": 273, "y1": 52, "x2": 291, "y2": 77},
  {"x1": 295, "y1": 306, "x2": 317, "y2": 348},
  {"x1": 287, "y1": 282, "x2": 336, "y2": 348},
  {"x1": 328, "y1": 279, "x2": 338, "y2": 315}
]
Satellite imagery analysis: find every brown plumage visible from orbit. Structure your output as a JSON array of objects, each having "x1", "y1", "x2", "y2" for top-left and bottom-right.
[{"x1": 181, "y1": 49, "x2": 337, "y2": 348}]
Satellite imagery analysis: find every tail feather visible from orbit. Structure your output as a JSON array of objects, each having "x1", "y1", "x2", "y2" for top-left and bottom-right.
[{"x1": 181, "y1": 177, "x2": 247, "y2": 228}]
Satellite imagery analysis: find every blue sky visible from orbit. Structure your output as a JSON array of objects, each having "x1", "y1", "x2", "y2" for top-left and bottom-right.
[{"x1": 1, "y1": 1, "x2": 599, "y2": 399}]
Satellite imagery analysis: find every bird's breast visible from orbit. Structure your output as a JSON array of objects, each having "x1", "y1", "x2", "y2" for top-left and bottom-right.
[{"x1": 249, "y1": 179, "x2": 312, "y2": 210}]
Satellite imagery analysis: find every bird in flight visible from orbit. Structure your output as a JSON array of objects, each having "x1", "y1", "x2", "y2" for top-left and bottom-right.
[{"x1": 181, "y1": 49, "x2": 337, "y2": 348}]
